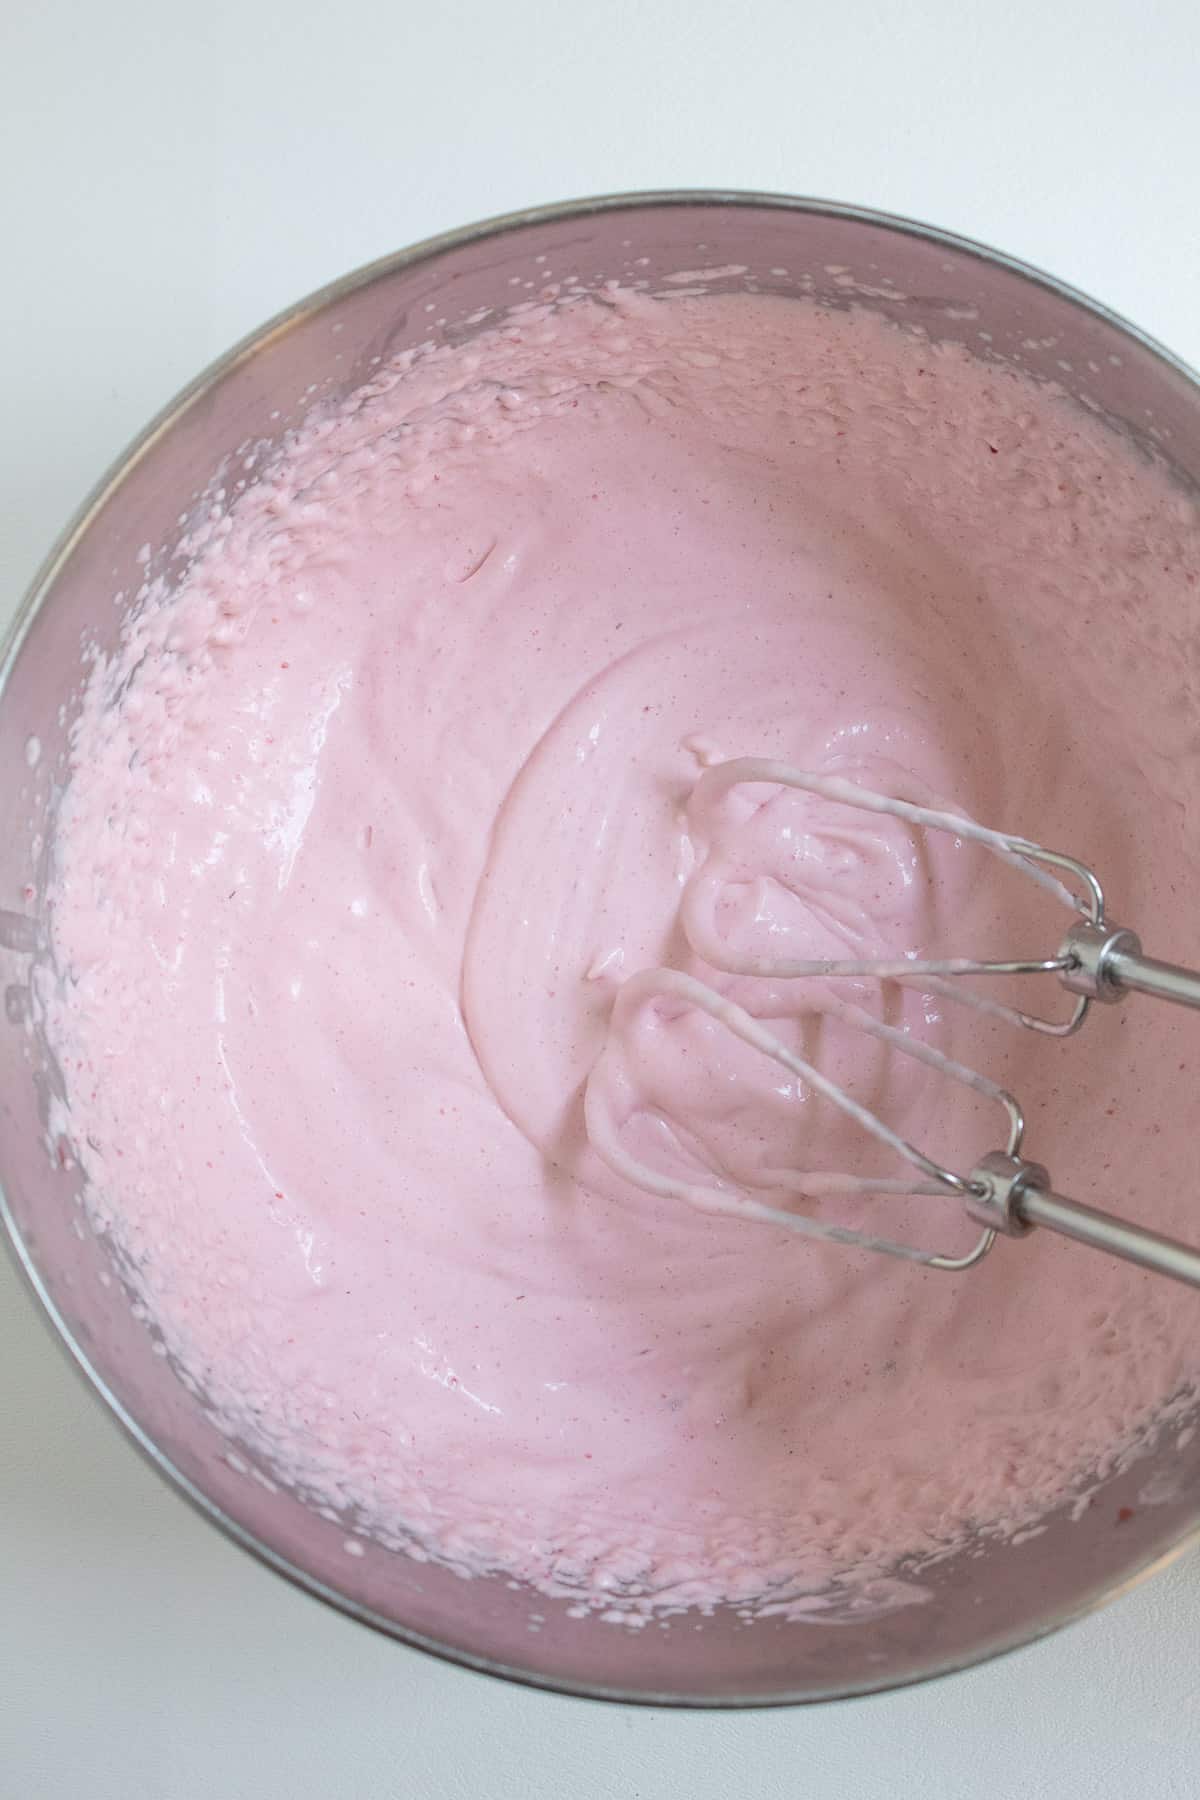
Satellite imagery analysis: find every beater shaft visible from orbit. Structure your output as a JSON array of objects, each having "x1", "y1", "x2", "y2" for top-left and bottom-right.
[
  {"x1": 1060, "y1": 921, "x2": 1200, "y2": 1012},
  {"x1": 1022, "y1": 1188, "x2": 1200, "y2": 1287},
  {"x1": 1107, "y1": 947, "x2": 1200, "y2": 1011},
  {"x1": 965, "y1": 1150, "x2": 1200, "y2": 1289}
]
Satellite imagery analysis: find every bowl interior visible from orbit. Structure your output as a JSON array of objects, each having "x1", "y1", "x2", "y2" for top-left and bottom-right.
[{"x1": 3, "y1": 195, "x2": 1199, "y2": 1704}]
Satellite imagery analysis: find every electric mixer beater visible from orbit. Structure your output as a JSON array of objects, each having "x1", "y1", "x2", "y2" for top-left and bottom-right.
[{"x1": 586, "y1": 757, "x2": 1200, "y2": 1288}]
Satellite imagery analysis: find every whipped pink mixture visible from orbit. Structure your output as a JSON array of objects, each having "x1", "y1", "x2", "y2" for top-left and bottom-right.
[{"x1": 38, "y1": 287, "x2": 1200, "y2": 1618}]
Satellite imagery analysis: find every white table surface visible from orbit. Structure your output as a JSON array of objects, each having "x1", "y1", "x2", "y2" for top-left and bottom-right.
[{"x1": 3, "y1": 2, "x2": 1200, "y2": 1792}]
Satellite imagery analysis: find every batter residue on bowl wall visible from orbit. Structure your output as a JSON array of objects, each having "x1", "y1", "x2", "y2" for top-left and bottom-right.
[{"x1": 35, "y1": 282, "x2": 1200, "y2": 1622}]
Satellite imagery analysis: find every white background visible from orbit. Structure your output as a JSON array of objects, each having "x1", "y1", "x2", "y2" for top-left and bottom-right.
[{"x1": 3, "y1": 2, "x2": 1200, "y2": 1793}]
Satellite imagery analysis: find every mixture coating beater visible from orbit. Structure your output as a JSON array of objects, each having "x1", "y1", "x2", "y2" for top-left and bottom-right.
[{"x1": 586, "y1": 758, "x2": 1200, "y2": 1288}]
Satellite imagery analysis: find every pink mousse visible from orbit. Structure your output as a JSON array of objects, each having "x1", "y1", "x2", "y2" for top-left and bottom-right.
[{"x1": 37, "y1": 287, "x2": 1200, "y2": 1619}]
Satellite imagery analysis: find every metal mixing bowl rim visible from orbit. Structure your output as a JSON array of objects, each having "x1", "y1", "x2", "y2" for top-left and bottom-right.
[{"x1": 4, "y1": 188, "x2": 1199, "y2": 1709}]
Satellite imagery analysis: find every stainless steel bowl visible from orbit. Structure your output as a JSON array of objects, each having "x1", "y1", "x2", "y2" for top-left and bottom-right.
[{"x1": 3, "y1": 192, "x2": 1199, "y2": 1706}]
